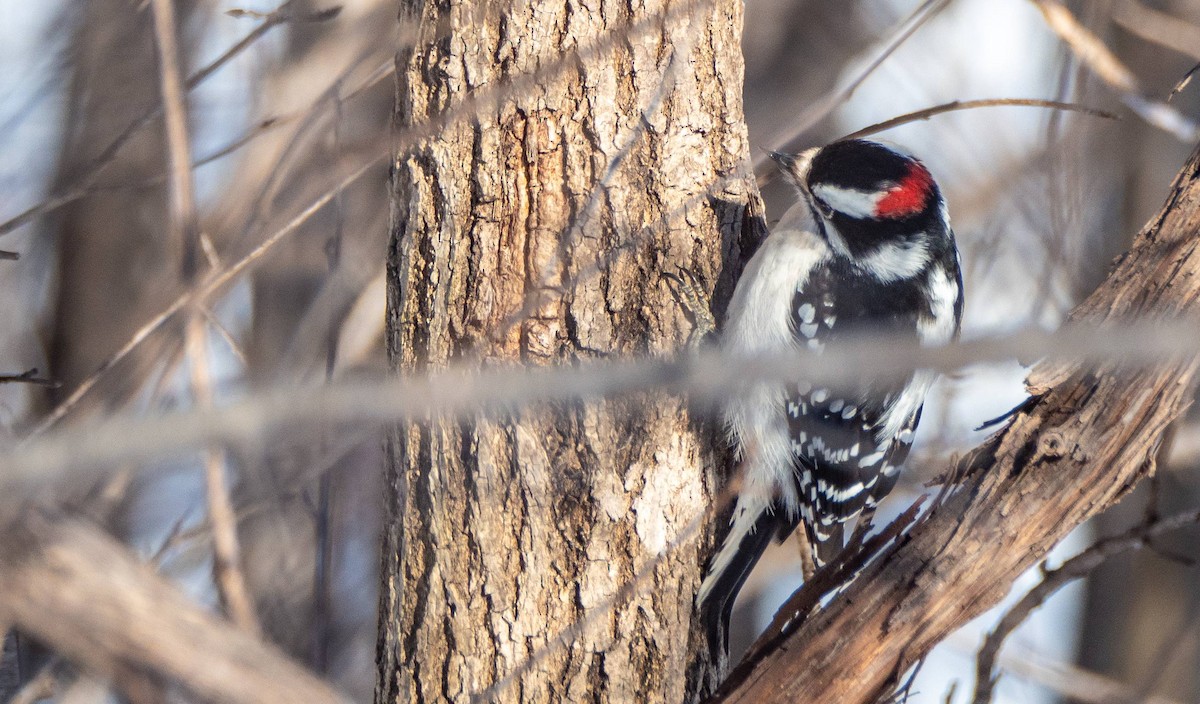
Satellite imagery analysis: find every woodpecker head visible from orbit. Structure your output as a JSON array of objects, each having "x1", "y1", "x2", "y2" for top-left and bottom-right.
[{"x1": 770, "y1": 139, "x2": 950, "y2": 283}]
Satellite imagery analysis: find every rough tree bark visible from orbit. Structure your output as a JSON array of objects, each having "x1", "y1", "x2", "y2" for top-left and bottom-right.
[
  {"x1": 711, "y1": 143, "x2": 1200, "y2": 703},
  {"x1": 376, "y1": 0, "x2": 762, "y2": 702}
]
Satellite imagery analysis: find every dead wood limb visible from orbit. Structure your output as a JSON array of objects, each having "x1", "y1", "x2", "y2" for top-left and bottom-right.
[
  {"x1": 0, "y1": 515, "x2": 347, "y2": 704},
  {"x1": 710, "y1": 140, "x2": 1200, "y2": 703},
  {"x1": 972, "y1": 509, "x2": 1200, "y2": 704}
]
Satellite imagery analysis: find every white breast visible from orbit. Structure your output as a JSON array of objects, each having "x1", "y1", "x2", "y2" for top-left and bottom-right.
[{"x1": 722, "y1": 203, "x2": 829, "y2": 512}]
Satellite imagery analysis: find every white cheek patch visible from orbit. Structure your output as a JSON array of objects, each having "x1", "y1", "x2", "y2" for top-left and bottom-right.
[
  {"x1": 857, "y1": 237, "x2": 931, "y2": 283},
  {"x1": 919, "y1": 265, "x2": 960, "y2": 345},
  {"x1": 811, "y1": 183, "x2": 881, "y2": 220}
]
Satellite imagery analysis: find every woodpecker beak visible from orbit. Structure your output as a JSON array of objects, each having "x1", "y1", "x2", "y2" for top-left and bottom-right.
[
  {"x1": 767, "y1": 151, "x2": 796, "y2": 172},
  {"x1": 768, "y1": 147, "x2": 818, "y2": 194}
]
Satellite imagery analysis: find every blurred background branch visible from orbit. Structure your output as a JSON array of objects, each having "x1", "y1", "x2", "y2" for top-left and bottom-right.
[{"x1": 0, "y1": 0, "x2": 1199, "y2": 701}]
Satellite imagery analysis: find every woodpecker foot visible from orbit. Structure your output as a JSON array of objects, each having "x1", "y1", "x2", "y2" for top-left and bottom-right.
[
  {"x1": 662, "y1": 267, "x2": 716, "y2": 349},
  {"x1": 796, "y1": 522, "x2": 817, "y2": 582},
  {"x1": 846, "y1": 508, "x2": 877, "y2": 555}
]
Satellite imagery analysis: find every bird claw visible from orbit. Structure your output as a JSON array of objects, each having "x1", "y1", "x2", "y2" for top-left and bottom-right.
[{"x1": 661, "y1": 267, "x2": 716, "y2": 349}]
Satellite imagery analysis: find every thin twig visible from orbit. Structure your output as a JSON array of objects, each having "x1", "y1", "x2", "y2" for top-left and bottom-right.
[
  {"x1": 232, "y1": 49, "x2": 381, "y2": 249},
  {"x1": 11, "y1": 57, "x2": 391, "y2": 219},
  {"x1": 1031, "y1": 0, "x2": 1200, "y2": 142},
  {"x1": 840, "y1": 99, "x2": 1116, "y2": 141},
  {"x1": 885, "y1": 657, "x2": 925, "y2": 704},
  {"x1": 185, "y1": 314, "x2": 260, "y2": 635},
  {"x1": 971, "y1": 508, "x2": 1200, "y2": 704},
  {"x1": 149, "y1": 510, "x2": 195, "y2": 565},
  {"x1": 200, "y1": 307, "x2": 249, "y2": 368},
  {"x1": 941, "y1": 682, "x2": 957, "y2": 704},
  {"x1": 1170, "y1": 62, "x2": 1200, "y2": 103},
  {"x1": 311, "y1": 80, "x2": 347, "y2": 675},
  {"x1": 0, "y1": 368, "x2": 59, "y2": 387},
  {"x1": 150, "y1": 0, "x2": 199, "y2": 275},
  {"x1": 147, "y1": 338, "x2": 188, "y2": 409},
  {"x1": 151, "y1": 0, "x2": 259, "y2": 635},
  {"x1": 0, "y1": 0, "x2": 314, "y2": 238},
  {"x1": 149, "y1": 424, "x2": 379, "y2": 570},
  {"x1": 940, "y1": 629, "x2": 1187, "y2": 704},
  {"x1": 27, "y1": 155, "x2": 382, "y2": 437},
  {"x1": 755, "y1": 0, "x2": 953, "y2": 172}
]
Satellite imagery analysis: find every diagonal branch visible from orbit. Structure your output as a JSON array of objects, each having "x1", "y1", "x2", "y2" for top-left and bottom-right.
[
  {"x1": 150, "y1": 0, "x2": 259, "y2": 635},
  {"x1": 1031, "y1": 0, "x2": 1199, "y2": 141},
  {"x1": 709, "y1": 139, "x2": 1200, "y2": 703},
  {"x1": 0, "y1": 1, "x2": 336, "y2": 238},
  {"x1": 0, "y1": 515, "x2": 347, "y2": 704},
  {"x1": 971, "y1": 508, "x2": 1200, "y2": 704}
]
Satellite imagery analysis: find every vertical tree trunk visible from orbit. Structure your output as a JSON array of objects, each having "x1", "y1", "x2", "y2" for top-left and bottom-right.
[{"x1": 376, "y1": 1, "x2": 762, "y2": 701}]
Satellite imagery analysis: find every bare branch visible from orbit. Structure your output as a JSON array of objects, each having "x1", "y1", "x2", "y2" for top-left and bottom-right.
[
  {"x1": 7, "y1": 317, "x2": 1200, "y2": 522},
  {"x1": 149, "y1": 0, "x2": 199, "y2": 277},
  {"x1": 28, "y1": 155, "x2": 382, "y2": 436},
  {"x1": 841, "y1": 99, "x2": 1116, "y2": 142},
  {"x1": 201, "y1": 306, "x2": 249, "y2": 367},
  {"x1": 185, "y1": 315, "x2": 261, "y2": 635},
  {"x1": 971, "y1": 509, "x2": 1200, "y2": 704},
  {"x1": 0, "y1": 1, "x2": 313, "y2": 237},
  {"x1": 151, "y1": 0, "x2": 259, "y2": 634},
  {"x1": 957, "y1": 635, "x2": 1187, "y2": 704},
  {"x1": 1031, "y1": 0, "x2": 1200, "y2": 141},
  {"x1": 758, "y1": 0, "x2": 953, "y2": 167},
  {"x1": 0, "y1": 369, "x2": 59, "y2": 387},
  {"x1": 1170, "y1": 63, "x2": 1200, "y2": 103},
  {"x1": 0, "y1": 515, "x2": 347, "y2": 704}
]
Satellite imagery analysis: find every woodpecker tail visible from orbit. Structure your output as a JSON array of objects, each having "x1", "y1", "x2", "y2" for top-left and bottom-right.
[{"x1": 697, "y1": 495, "x2": 793, "y2": 660}]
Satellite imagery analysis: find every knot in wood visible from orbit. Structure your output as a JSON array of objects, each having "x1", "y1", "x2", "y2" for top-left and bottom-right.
[{"x1": 1038, "y1": 431, "x2": 1068, "y2": 460}]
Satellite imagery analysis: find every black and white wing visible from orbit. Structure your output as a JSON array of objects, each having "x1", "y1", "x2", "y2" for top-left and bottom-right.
[{"x1": 783, "y1": 262, "x2": 925, "y2": 562}]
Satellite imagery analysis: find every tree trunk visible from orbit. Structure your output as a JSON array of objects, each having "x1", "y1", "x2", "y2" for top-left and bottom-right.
[{"x1": 376, "y1": 0, "x2": 762, "y2": 701}]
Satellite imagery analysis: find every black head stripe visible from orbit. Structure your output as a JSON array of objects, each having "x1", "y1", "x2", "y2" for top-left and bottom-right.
[{"x1": 806, "y1": 139, "x2": 916, "y2": 194}]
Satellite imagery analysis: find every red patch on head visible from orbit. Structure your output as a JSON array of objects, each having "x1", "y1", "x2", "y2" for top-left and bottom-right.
[{"x1": 873, "y1": 162, "x2": 933, "y2": 219}]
